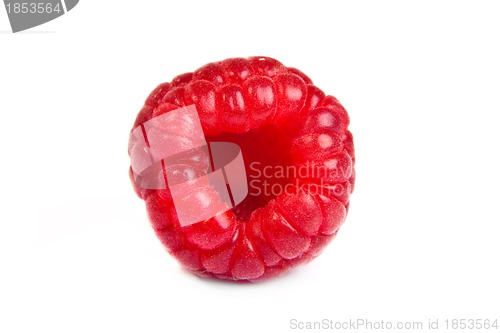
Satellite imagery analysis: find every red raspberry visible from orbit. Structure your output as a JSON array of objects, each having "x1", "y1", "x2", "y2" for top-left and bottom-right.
[{"x1": 129, "y1": 56, "x2": 355, "y2": 282}]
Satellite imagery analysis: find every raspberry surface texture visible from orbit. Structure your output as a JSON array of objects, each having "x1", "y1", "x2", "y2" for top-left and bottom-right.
[{"x1": 129, "y1": 56, "x2": 355, "y2": 282}]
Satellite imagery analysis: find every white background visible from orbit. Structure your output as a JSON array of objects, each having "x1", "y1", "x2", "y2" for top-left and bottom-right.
[{"x1": 1, "y1": 1, "x2": 499, "y2": 332}]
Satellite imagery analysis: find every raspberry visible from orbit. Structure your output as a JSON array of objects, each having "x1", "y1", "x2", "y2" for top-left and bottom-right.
[{"x1": 129, "y1": 56, "x2": 355, "y2": 282}]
